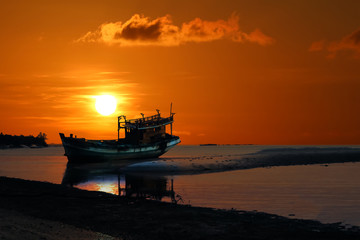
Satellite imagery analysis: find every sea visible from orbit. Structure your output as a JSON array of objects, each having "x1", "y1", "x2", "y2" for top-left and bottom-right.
[{"x1": 1, "y1": 145, "x2": 360, "y2": 226}]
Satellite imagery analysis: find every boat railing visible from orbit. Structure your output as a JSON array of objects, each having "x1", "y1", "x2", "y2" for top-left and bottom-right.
[
  {"x1": 126, "y1": 114, "x2": 161, "y2": 124},
  {"x1": 123, "y1": 115, "x2": 173, "y2": 129}
]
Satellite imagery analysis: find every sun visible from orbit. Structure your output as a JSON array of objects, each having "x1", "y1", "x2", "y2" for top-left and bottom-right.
[{"x1": 95, "y1": 95, "x2": 117, "y2": 116}]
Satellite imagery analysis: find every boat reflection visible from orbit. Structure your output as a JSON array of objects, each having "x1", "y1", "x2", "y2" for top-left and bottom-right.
[{"x1": 61, "y1": 161, "x2": 182, "y2": 203}]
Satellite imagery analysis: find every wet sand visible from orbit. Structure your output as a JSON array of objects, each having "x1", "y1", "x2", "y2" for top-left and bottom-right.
[
  {"x1": 123, "y1": 147, "x2": 360, "y2": 175},
  {"x1": 1, "y1": 176, "x2": 360, "y2": 240}
]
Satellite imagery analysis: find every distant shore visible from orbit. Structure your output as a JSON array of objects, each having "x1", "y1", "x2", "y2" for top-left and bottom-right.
[
  {"x1": 0, "y1": 145, "x2": 48, "y2": 149},
  {"x1": 0, "y1": 132, "x2": 48, "y2": 149},
  {"x1": 1, "y1": 176, "x2": 360, "y2": 240}
]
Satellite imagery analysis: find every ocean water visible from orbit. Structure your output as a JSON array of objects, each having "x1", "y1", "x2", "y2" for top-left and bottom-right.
[{"x1": 1, "y1": 145, "x2": 360, "y2": 226}]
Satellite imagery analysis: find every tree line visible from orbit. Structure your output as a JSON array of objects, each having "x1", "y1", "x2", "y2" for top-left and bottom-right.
[{"x1": 0, "y1": 132, "x2": 48, "y2": 148}]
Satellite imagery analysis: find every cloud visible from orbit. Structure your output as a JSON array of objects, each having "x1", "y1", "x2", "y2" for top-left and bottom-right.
[
  {"x1": 309, "y1": 28, "x2": 360, "y2": 58},
  {"x1": 77, "y1": 14, "x2": 274, "y2": 47}
]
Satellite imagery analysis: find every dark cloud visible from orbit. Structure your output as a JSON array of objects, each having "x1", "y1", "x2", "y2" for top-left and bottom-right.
[{"x1": 114, "y1": 16, "x2": 162, "y2": 41}]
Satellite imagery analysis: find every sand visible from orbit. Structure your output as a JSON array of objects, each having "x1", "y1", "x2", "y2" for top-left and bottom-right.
[
  {"x1": 0, "y1": 208, "x2": 120, "y2": 240},
  {"x1": 120, "y1": 147, "x2": 360, "y2": 174}
]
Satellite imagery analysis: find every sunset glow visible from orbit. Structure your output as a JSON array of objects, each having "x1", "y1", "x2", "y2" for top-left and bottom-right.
[{"x1": 0, "y1": 1, "x2": 360, "y2": 145}]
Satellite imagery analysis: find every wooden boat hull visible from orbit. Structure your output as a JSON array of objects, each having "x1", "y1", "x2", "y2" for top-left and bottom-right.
[{"x1": 59, "y1": 133, "x2": 180, "y2": 163}]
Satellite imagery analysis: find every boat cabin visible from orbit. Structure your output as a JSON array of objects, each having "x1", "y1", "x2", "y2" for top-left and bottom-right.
[{"x1": 118, "y1": 112, "x2": 174, "y2": 145}]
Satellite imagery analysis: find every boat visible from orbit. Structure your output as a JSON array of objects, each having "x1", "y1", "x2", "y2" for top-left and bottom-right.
[{"x1": 59, "y1": 109, "x2": 180, "y2": 163}]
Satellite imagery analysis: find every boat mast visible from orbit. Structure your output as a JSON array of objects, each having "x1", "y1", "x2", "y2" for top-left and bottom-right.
[
  {"x1": 117, "y1": 116, "x2": 121, "y2": 141},
  {"x1": 170, "y1": 103, "x2": 173, "y2": 136},
  {"x1": 118, "y1": 115, "x2": 126, "y2": 141}
]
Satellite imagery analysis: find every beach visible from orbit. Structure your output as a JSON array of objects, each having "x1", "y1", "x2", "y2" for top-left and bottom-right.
[
  {"x1": 1, "y1": 176, "x2": 360, "y2": 240},
  {"x1": 2, "y1": 145, "x2": 360, "y2": 227},
  {"x1": 0, "y1": 208, "x2": 119, "y2": 240}
]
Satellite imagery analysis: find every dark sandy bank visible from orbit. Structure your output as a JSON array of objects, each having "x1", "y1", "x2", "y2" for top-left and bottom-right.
[
  {"x1": 119, "y1": 147, "x2": 360, "y2": 175},
  {"x1": 1, "y1": 177, "x2": 360, "y2": 240}
]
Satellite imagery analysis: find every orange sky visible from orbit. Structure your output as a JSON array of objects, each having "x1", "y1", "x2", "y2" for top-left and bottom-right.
[{"x1": 1, "y1": 0, "x2": 360, "y2": 145}]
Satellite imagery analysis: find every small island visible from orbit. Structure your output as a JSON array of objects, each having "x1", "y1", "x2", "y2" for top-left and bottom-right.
[
  {"x1": 199, "y1": 144, "x2": 218, "y2": 146},
  {"x1": 0, "y1": 132, "x2": 48, "y2": 148}
]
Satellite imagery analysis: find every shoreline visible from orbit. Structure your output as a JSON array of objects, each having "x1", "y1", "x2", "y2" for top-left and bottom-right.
[{"x1": 1, "y1": 176, "x2": 360, "y2": 240}]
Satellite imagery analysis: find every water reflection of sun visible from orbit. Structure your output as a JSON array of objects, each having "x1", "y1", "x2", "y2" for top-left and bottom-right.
[
  {"x1": 77, "y1": 182, "x2": 119, "y2": 195},
  {"x1": 97, "y1": 183, "x2": 118, "y2": 194}
]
